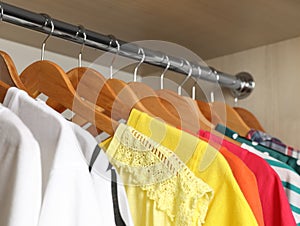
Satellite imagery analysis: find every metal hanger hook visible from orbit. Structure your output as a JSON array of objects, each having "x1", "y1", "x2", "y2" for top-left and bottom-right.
[
  {"x1": 234, "y1": 97, "x2": 239, "y2": 107},
  {"x1": 208, "y1": 67, "x2": 219, "y2": 102},
  {"x1": 133, "y1": 48, "x2": 145, "y2": 82},
  {"x1": 210, "y1": 67, "x2": 220, "y2": 82},
  {"x1": 108, "y1": 35, "x2": 120, "y2": 79},
  {"x1": 0, "y1": 5, "x2": 4, "y2": 21},
  {"x1": 191, "y1": 66, "x2": 202, "y2": 100},
  {"x1": 198, "y1": 66, "x2": 202, "y2": 78},
  {"x1": 40, "y1": 14, "x2": 54, "y2": 61},
  {"x1": 160, "y1": 55, "x2": 170, "y2": 89},
  {"x1": 177, "y1": 58, "x2": 193, "y2": 95},
  {"x1": 75, "y1": 25, "x2": 87, "y2": 67}
]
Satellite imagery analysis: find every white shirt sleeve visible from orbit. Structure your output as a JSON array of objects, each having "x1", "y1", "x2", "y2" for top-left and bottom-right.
[{"x1": 0, "y1": 105, "x2": 41, "y2": 226}]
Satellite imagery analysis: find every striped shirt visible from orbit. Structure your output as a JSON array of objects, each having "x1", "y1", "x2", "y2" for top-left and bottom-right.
[
  {"x1": 247, "y1": 129, "x2": 300, "y2": 160},
  {"x1": 216, "y1": 125, "x2": 300, "y2": 175}
]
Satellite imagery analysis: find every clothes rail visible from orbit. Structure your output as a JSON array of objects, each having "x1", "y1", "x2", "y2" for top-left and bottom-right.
[{"x1": 0, "y1": 2, "x2": 255, "y2": 99}]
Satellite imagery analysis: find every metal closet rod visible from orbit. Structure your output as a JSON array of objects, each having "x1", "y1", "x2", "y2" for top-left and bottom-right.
[{"x1": 0, "y1": 1, "x2": 255, "y2": 98}]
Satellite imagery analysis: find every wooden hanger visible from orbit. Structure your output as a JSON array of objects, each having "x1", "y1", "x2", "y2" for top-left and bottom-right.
[
  {"x1": 187, "y1": 66, "x2": 212, "y2": 122},
  {"x1": 186, "y1": 66, "x2": 246, "y2": 143},
  {"x1": 95, "y1": 40, "x2": 150, "y2": 120},
  {"x1": 195, "y1": 96, "x2": 225, "y2": 125},
  {"x1": 233, "y1": 107, "x2": 265, "y2": 132},
  {"x1": 19, "y1": 32, "x2": 177, "y2": 129},
  {"x1": 18, "y1": 19, "x2": 118, "y2": 134},
  {"x1": 45, "y1": 67, "x2": 125, "y2": 117},
  {"x1": 64, "y1": 68, "x2": 136, "y2": 136},
  {"x1": 191, "y1": 67, "x2": 250, "y2": 137},
  {"x1": 155, "y1": 62, "x2": 241, "y2": 145},
  {"x1": 189, "y1": 67, "x2": 250, "y2": 136},
  {"x1": 129, "y1": 81, "x2": 182, "y2": 126},
  {"x1": 185, "y1": 66, "x2": 224, "y2": 125},
  {"x1": 156, "y1": 89, "x2": 206, "y2": 130},
  {"x1": 65, "y1": 37, "x2": 150, "y2": 122},
  {"x1": 195, "y1": 100, "x2": 243, "y2": 145},
  {"x1": 103, "y1": 78, "x2": 149, "y2": 117},
  {"x1": 46, "y1": 27, "x2": 127, "y2": 120},
  {"x1": 0, "y1": 50, "x2": 27, "y2": 90},
  {"x1": 66, "y1": 46, "x2": 179, "y2": 127},
  {"x1": 20, "y1": 60, "x2": 118, "y2": 135},
  {"x1": 0, "y1": 80, "x2": 9, "y2": 103},
  {"x1": 69, "y1": 68, "x2": 125, "y2": 117},
  {"x1": 46, "y1": 62, "x2": 156, "y2": 134},
  {"x1": 13, "y1": 23, "x2": 118, "y2": 135},
  {"x1": 156, "y1": 83, "x2": 247, "y2": 145},
  {"x1": 127, "y1": 48, "x2": 181, "y2": 127},
  {"x1": 155, "y1": 59, "x2": 214, "y2": 134},
  {"x1": 211, "y1": 101, "x2": 251, "y2": 136},
  {"x1": 18, "y1": 61, "x2": 114, "y2": 135},
  {"x1": 49, "y1": 70, "x2": 150, "y2": 123},
  {"x1": 195, "y1": 99, "x2": 212, "y2": 121},
  {"x1": 98, "y1": 68, "x2": 180, "y2": 126},
  {"x1": 68, "y1": 74, "x2": 180, "y2": 131},
  {"x1": 93, "y1": 38, "x2": 150, "y2": 120},
  {"x1": 43, "y1": 29, "x2": 127, "y2": 134},
  {"x1": 43, "y1": 67, "x2": 119, "y2": 136}
]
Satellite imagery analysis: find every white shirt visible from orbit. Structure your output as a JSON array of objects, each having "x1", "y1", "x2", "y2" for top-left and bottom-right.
[
  {"x1": 0, "y1": 105, "x2": 41, "y2": 226},
  {"x1": 3, "y1": 87, "x2": 103, "y2": 226},
  {"x1": 71, "y1": 123, "x2": 134, "y2": 226}
]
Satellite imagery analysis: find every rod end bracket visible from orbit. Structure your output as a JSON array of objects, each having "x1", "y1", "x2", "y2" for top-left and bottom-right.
[{"x1": 231, "y1": 72, "x2": 255, "y2": 99}]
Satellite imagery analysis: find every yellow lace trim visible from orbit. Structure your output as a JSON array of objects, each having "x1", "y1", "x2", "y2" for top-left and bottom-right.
[{"x1": 106, "y1": 124, "x2": 214, "y2": 226}]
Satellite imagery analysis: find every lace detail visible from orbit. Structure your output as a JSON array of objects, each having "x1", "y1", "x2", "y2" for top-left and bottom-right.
[{"x1": 106, "y1": 124, "x2": 214, "y2": 226}]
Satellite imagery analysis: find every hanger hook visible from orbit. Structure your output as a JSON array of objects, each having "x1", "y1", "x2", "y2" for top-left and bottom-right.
[
  {"x1": 75, "y1": 25, "x2": 86, "y2": 67},
  {"x1": 209, "y1": 67, "x2": 219, "y2": 102},
  {"x1": 108, "y1": 35, "x2": 120, "y2": 79},
  {"x1": 191, "y1": 65, "x2": 202, "y2": 100},
  {"x1": 0, "y1": 5, "x2": 4, "y2": 21},
  {"x1": 160, "y1": 55, "x2": 170, "y2": 90},
  {"x1": 234, "y1": 97, "x2": 239, "y2": 107},
  {"x1": 40, "y1": 14, "x2": 54, "y2": 61},
  {"x1": 177, "y1": 59, "x2": 193, "y2": 95},
  {"x1": 133, "y1": 48, "x2": 145, "y2": 82}
]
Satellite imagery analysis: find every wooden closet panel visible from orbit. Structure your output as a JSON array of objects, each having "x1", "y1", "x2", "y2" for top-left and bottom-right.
[{"x1": 207, "y1": 36, "x2": 300, "y2": 148}]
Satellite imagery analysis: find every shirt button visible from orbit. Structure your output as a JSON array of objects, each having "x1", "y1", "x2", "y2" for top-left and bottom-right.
[
  {"x1": 232, "y1": 133, "x2": 238, "y2": 139},
  {"x1": 297, "y1": 160, "x2": 300, "y2": 166},
  {"x1": 263, "y1": 152, "x2": 269, "y2": 156},
  {"x1": 252, "y1": 141, "x2": 258, "y2": 146}
]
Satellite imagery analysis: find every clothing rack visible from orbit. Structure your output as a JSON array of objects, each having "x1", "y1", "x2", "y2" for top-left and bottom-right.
[{"x1": 0, "y1": 2, "x2": 255, "y2": 99}]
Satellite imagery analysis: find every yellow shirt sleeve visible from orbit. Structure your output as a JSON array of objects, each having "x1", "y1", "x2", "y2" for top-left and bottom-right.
[
  {"x1": 125, "y1": 108, "x2": 258, "y2": 226},
  {"x1": 102, "y1": 123, "x2": 213, "y2": 226}
]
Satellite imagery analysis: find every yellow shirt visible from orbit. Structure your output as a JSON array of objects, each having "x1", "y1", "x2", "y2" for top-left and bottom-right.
[
  {"x1": 124, "y1": 109, "x2": 258, "y2": 226},
  {"x1": 102, "y1": 123, "x2": 213, "y2": 226}
]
